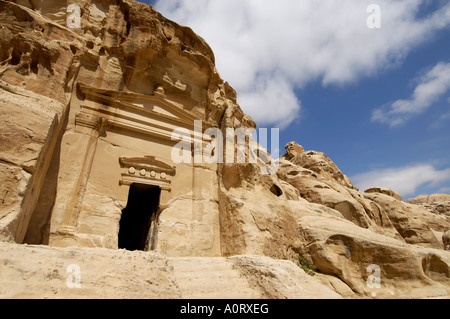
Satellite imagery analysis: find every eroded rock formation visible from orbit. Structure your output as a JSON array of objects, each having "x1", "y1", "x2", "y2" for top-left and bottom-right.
[
  {"x1": 0, "y1": 0, "x2": 449, "y2": 299},
  {"x1": 408, "y1": 194, "x2": 450, "y2": 217}
]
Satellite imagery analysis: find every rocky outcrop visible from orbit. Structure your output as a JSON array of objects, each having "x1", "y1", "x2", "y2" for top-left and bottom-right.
[
  {"x1": 296, "y1": 215, "x2": 449, "y2": 298},
  {"x1": 407, "y1": 194, "x2": 450, "y2": 217},
  {"x1": 0, "y1": 0, "x2": 449, "y2": 299},
  {"x1": 283, "y1": 141, "x2": 355, "y2": 189},
  {"x1": 443, "y1": 230, "x2": 450, "y2": 251},
  {"x1": 365, "y1": 187, "x2": 403, "y2": 201},
  {"x1": 218, "y1": 141, "x2": 450, "y2": 298}
]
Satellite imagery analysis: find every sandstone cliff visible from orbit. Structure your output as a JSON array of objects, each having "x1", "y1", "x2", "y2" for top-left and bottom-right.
[{"x1": 0, "y1": 0, "x2": 449, "y2": 299}]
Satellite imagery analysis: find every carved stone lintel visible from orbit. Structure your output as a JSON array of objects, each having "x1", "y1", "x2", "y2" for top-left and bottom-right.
[{"x1": 119, "y1": 178, "x2": 172, "y2": 192}]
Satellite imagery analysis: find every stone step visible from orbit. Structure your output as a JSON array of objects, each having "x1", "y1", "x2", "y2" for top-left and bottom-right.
[{"x1": 169, "y1": 257, "x2": 260, "y2": 299}]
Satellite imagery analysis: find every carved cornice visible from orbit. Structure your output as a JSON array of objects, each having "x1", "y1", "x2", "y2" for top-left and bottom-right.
[
  {"x1": 119, "y1": 156, "x2": 176, "y2": 176},
  {"x1": 77, "y1": 83, "x2": 215, "y2": 130},
  {"x1": 119, "y1": 156, "x2": 176, "y2": 192},
  {"x1": 75, "y1": 83, "x2": 218, "y2": 144}
]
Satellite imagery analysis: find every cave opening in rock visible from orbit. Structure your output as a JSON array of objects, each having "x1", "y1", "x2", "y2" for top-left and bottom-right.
[
  {"x1": 118, "y1": 183, "x2": 161, "y2": 251},
  {"x1": 270, "y1": 184, "x2": 283, "y2": 197}
]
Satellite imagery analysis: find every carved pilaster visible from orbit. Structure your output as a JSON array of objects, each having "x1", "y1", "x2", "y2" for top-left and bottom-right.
[{"x1": 49, "y1": 114, "x2": 107, "y2": 247}]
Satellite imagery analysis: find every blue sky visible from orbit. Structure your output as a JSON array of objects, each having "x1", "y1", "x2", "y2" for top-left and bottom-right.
[{"x1": 138, "y1": 0, "x2": 450, "y2": 199}]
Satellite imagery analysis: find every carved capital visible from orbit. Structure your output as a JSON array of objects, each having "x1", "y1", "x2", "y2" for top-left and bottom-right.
[{"x1": 75, "y1": 113, "x2": 108, "y2": 134}]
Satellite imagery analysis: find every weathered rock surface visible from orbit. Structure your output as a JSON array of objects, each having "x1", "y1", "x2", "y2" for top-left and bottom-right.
[
  {"x1": 365, "y1": 187, "x2": 403, "y2": 201},
  {"x1": 0, "y1": 241, "x2": 181, "y2": 298},
  {"x1": 283, "y1": 142, "x2": 356, "y2": 189},
  {"x1": 0, "y1": 80, "x2": 65, "y2": 243},
  {"x1": 218, "y1": 141, "x2": 450, "y2": 298},
  {"x1": 408, "y1": 194, "x2": 450, "y2": 217},
  {"x1": 0, "y1": 0, "x2": 450, "y2": 299},
  {"x1": 0, "y1": 241, "x2": 340, "y2": 299},
  {"x1": 297, "y1": 215, "x2": 449, "y2": 298}
]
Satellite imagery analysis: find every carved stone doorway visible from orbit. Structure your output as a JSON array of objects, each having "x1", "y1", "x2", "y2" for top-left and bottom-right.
[{"x1": 118, "y1": 183, "x2": 161, "y2": 251}]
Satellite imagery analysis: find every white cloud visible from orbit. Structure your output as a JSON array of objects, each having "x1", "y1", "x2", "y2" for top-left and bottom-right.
[
  {"x1": 237, "y1": 74, "x2": 301, "y2": 128},
  {"x1": 155, "y1": 0, "x2": 450, "y2": 128},
  {"x1": 351, "y1": 163, "x2": 450, "y2": 197},
  {"x1": 441, "y1": 111, "x2": 450, "y2": 120},
  {"x1": 438, "y1": 186, "x2": 450, "y2": 193},
  {"x1": 372, "y1": 62, "x2": 450, "y2": 127}
]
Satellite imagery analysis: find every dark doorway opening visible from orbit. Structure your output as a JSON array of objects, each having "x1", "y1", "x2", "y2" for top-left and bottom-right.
[{"x1": 118, "y1": 183, "x2": 161, "y2": 251}]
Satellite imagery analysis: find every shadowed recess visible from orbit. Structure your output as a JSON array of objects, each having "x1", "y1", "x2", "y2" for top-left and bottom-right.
[{"x1": 118, "y1": 183, "x2": 161, "y2": 251}]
